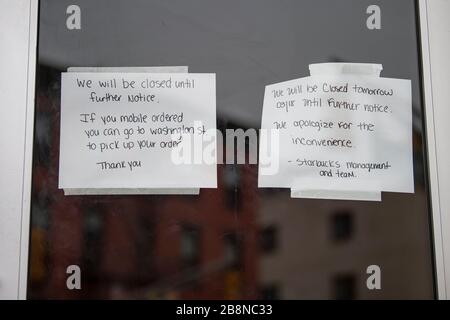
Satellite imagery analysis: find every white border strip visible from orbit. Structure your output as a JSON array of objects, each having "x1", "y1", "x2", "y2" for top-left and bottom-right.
[
  {"x1": 419, "y1": 0, "x2": 450, "y2": 299},
  {"x1": 0, "y1": 0, "x2": 37, "y2": 300},
  {"x1": 18, "y1": 0, "x2": 38, "y2": 300}
]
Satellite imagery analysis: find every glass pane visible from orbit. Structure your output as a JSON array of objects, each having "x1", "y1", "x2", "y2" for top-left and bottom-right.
[{"x1": 29, "y1": 0, "x2": 435, "y2": 299}]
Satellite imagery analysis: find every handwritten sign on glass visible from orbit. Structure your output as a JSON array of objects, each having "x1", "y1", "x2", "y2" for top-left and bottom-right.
[
  {"x1": 258, "y1": 75, "x2": 414, "y2": 197},
  {"x1": 59, "y1": 72, "x2": 217, "y2": 190}
]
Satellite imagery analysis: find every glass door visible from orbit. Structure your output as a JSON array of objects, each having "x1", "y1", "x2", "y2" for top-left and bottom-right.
[{"x1": 28, "y1": 0, "x2": 435, "y2": 299}]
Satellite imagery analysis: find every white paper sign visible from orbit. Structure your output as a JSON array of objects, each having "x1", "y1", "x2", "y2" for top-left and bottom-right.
[
  {"x1": 259, "y1": 75, "x2": 414, "y2": 195},
  {"x1": 59, "y1": 72, "x2": 217, "y2": 189}
]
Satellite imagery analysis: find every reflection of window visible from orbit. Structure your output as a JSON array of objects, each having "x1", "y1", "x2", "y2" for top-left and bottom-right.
[
  {"x1": 180, "y1": 225, "x2": 201, "y2": 267},
  {"x1": 223, "y1": 165, "x2": 241, "y2": 211},
  {"x1": 331, "y1": 211, "x2": 353, "y2": 242},
  {"x1": 136, "y1": 216, "x2": 154, "y2": 275},
  {"x1": 224, "y1": 233, "x2": 242, "y2": 269},
  {"x1": 29, "y1": 227, "x2": 47, "y2": 285},
  {"x1": 260, "y1": 284, "x2": 279, "y2": 300},
  {"x1": 332, "y1": 274, "x2": 356, "y2": 300},
  {"x1": 260, "y1": 225, "x2": 278, "y2": 254},
  {"x1": 82, "y1": 209, "x2": 103, "y2": 278},
  {"x1": 224, "y1": 271, "x2": 241, "y2": 300}
]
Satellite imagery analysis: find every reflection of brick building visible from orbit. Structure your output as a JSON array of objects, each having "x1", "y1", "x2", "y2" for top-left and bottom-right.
[{"x1": 29, "y1": 66, "x2": 259, "y2": 299}]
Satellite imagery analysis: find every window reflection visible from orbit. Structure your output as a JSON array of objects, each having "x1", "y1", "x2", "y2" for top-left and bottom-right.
[
  {"x1": 181, "y1": 225, "x2": 201, "y2": 268},
  {"x1": 333, "y1": 274, "x2": 356, "y2": 300},
  {"x1": 260, "y1": 225, "x2": 278, "y2": 254},
  {"x1": 330, "y1": 211, "x2": 353, "y2": 243}
]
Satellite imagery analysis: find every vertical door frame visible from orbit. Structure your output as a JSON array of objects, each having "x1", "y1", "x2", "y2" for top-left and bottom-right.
[
  {"x1": 418, "y1": 0, "x2": 450, "y2": 299},
  {"x1": 0, "y1": 0, "x2": 37, "y2": 300}
]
